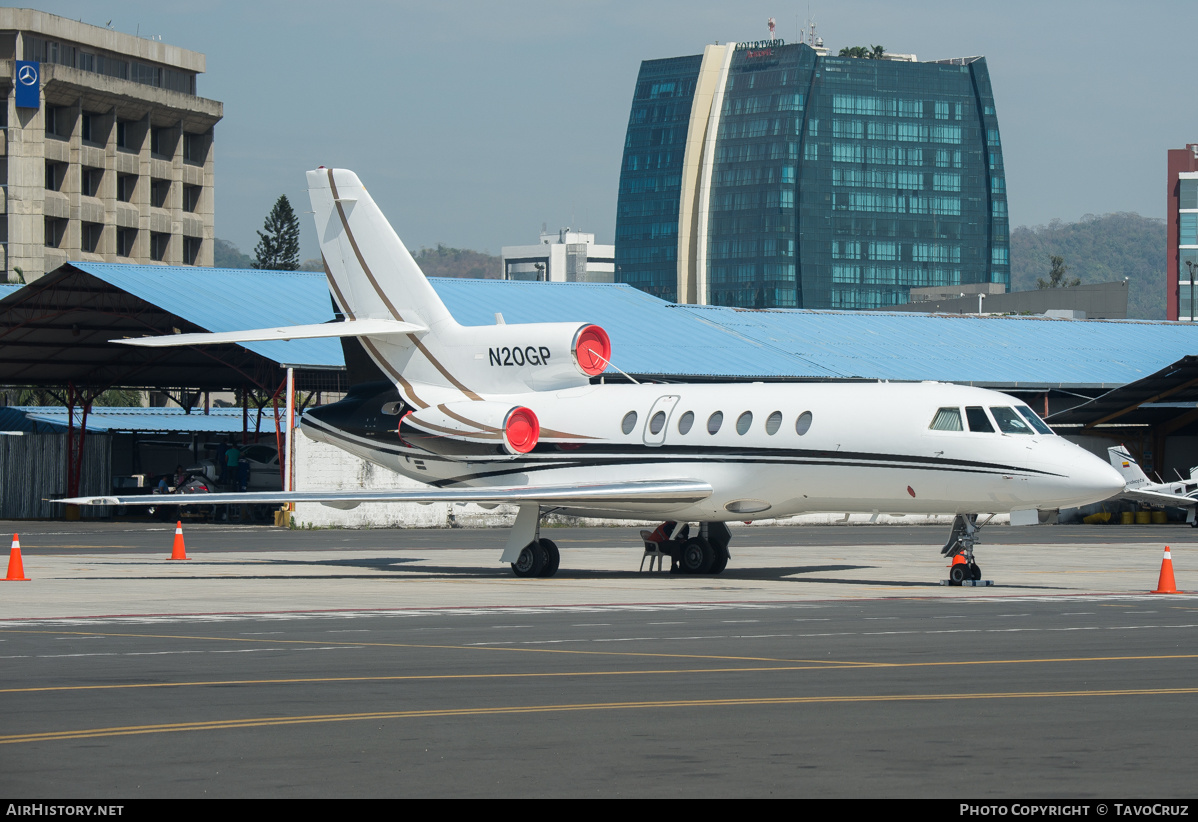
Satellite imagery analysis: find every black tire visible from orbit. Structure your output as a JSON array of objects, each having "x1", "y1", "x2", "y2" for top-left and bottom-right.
[
  {"x1": 511, "y1": 541, "x2": 546, "y2": 577},
  {"x1": 709, "y1": 543, "x2": 730, "y2": 574},
  {"x1": 680, "y1": 537, "x2": 714, "y2": 574},
  {"x1": 968, "y1": 562, "x2": 982, "y2": 581},
  {"x1": 538, "y1": 538, "x2": 560, "y2": 577},
  {"x1": 948, "y1": 564, "x2": 969, "y2": 585}
]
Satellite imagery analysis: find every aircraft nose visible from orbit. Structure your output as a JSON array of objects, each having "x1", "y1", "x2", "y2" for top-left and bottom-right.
[{"x1": 1067, "y1": 450, "x2": 1126, "y2": 504}]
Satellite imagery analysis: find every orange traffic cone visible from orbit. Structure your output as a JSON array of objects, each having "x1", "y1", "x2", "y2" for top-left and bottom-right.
[
  {"x1": 4, "y1": 533, "x2": 30, "y2": 581},
  {"x1": 168, "y1": 521, "x2": 190, "y2": 561},
  {"x1": 1151, "y1": 546, "x2": 1181, "y2": 594}
]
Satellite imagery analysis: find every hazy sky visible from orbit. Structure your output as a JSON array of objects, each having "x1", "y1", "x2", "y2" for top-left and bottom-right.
[{"x1": 21, "y1": 1, "x2": 1198, "y2": 262}]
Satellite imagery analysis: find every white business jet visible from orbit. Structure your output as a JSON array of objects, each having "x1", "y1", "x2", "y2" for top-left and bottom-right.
[
  {"x1": 65, "y1": 168, "x2": 1126, "y2": 580},
  {"x1": 1108, "y1": 444, "x2": 1198, "y2": 526}
]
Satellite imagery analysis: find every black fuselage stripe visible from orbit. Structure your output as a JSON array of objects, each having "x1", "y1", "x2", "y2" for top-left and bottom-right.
[{"x1": 302, "y1": 419, "x2": 1060, "y2": 488}]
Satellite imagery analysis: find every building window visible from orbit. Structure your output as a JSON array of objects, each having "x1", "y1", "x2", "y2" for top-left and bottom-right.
[
  {"x1": 81, "y1": 167, "x2": 103, "y2": 198},
  {"x1": 80, "y1": 112, "x2": 104, "y2": 145},
  {"x1": 150, "y1": 232, "x2": 170, "y2": 262},
  {"x1": 182, "y1": 185, "x2": 201, "y2": 213},
  {"x1": 44, "y1": 217, "x2": 67, "y2": 249},
  {"x1": 117, "y1": 174, "x2": 137, "y2": 203},
  {"x1": 45, "y1": 162, "x2": 67, "y2": 192},
  {"x1": 151, "y1": 179, "x2": 171, "y2": 209},
  {"x1": 183, "y1": 236, "x2": 201, "y2": 265},
  {"x1": 116, "y1": 120, "x2": 135, "y2": 151},
  {"x1": 117, "y1": 227, "x2": 137, "y2": 257},
  {"x1": 183, "y1": 132, "x2": 206, "y2": 164},
  {"x1": 81, "y1": 222, "x2": 103, "y2": 254},
  {"x1": 44, "y1": 106, "x2": 70, "y2": 140},
  {"x1": 150, "y1": 127, "x2": 171, "y2": 158}
]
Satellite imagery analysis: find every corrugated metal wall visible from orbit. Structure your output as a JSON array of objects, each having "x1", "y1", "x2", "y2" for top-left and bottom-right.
[{"x1": 0, "y1": 434, "x2": 111, "y2": 518}]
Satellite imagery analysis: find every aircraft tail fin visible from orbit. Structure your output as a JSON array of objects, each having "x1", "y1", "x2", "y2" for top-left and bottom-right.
[
  {"x1": 1108, "y1": 444, "x2": 1150, "y2": 488},
  {"x1": 307, "y1": 168, "x2": 456, "y2": 330}
]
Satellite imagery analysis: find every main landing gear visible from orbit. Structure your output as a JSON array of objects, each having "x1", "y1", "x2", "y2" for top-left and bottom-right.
[
  {"x1": 643, "y1": 522, "x2": 733, "y2": 575},
  {"x1": 940, "y1": 513, "x2": 994, "y2": 587},
  {"x1": 509, "y1": 519, "x2": 735, "y2": 578}
]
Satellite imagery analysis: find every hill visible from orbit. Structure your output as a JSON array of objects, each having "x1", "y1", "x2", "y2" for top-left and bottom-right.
[
  {"x1": 295, "y1": 244, "x2": 501, "y2": 279},
  {"x1": 1010, "y1": 213, "x2": 1165, "y2": 319},
  {"x1": 411, "y1": 244, "x2": 500, "y2": 279},
  {"x1": 213, "y1": 238, "x2": 254, "y2": 269}
]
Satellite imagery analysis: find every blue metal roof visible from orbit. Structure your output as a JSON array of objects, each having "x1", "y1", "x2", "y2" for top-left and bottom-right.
[
  {"x1": 0, "y1": 284, "x2": 22, "y2": 300},
  {"x1": 16, "y1": 264, "x2": 1198, "y2": 388},
  {"x1": 666, "y1": 305, "x2": 1192, "y2": 388},
  {"x1": 0, "y1": 406, "x2": 297, "y2": 434},
  {"x1": 68, "y1": 263, "x2": 344, "y2": 368}
]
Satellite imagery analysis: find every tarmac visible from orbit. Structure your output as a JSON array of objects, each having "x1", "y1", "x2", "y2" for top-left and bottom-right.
[{"x1": 0, "y1": 522, "x2": 1188, "y2": 620}]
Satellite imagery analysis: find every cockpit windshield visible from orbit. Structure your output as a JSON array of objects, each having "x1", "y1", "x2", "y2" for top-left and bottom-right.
[
  {"x1": 1015, "y1": 406, "x2": 1054, "y2": 435},
  {"x1": 990, "y1": 406, "x2": 1034, "y2": 434}
]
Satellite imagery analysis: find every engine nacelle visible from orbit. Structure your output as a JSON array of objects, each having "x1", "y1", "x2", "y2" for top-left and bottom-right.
[
  {"x1": 400, "y1": 401, "x2": 540, "y2": 459},
  {"x1": 435, "y1": 321, "x2": 612, "y2": 393}
]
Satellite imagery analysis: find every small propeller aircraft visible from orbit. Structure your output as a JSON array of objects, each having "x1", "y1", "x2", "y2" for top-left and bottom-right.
[
  {"x1": 64, "y1": 169, "x2": 1127, "y2": 578},
  {"x1": 1108, "y1": 444, "x2": 1198, "y2": 527}
]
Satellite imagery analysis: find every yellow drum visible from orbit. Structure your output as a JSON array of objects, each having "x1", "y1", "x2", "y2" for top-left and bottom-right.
[
  {"x1": 1121, "y1": 512, "x2": 1135, "y2": 524},
  {"x1": 1135, "y1": 511, "x2": 1152, "y2": 524},
  {"x1": 1152, "y1": 510, "x2": 1168, "y2": 524}
]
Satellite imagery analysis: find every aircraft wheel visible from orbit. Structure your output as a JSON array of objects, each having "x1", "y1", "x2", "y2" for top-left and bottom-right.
[
  {"x1": 968, "y1": 562, "x2": 982, "y2": 581},
  {"x1": 1190, "y1": 520, "x2": 1198, "y2": 529},
  {"x1": 538, "y1": 538, "x2": 560, "y2": 577},
  {"x1": 709, "y1": 544, "x2": 729, "y2": 574},
  {"x1": 680, "y1": 537, "x2": 714, "y2": 574},
  {"x1": 948, "y1": 564, "x2": 969, "y2": 586},
  {"x1": 511, "y1": 541, "x2": 546, "y2": 578}
]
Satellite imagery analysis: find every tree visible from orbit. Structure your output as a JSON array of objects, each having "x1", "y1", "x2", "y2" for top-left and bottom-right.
[
  {"x1": 838, "y1": 45, "x2": 885, "y2": 59},
  {"x1": 252, "y1": 195, "x2": 300, "y2": 271},
  {"x1": 1036, "y1": 255, "x2": 1081, "y2": 289}
]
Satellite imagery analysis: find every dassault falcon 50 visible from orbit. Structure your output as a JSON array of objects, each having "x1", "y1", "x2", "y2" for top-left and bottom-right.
[{"x1": 65, "y1": 168, "x2": 1126, "y2": 578}]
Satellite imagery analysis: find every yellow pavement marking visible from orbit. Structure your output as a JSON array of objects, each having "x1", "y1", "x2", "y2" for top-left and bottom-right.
[
  {"x1": 5, "y1": 687, "x2": 1197, "y2": 745},
  {"x1": 3, "y1": 653, "x2": 1196, "y2": 696},
  {"x1": 0, "y1": 628, "x2": 869, "y2": 666}
]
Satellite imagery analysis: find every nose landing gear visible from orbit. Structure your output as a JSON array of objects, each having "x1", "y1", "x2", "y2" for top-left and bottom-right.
[{"x1": 941, "y1": 514, "x2": 994, "y2": 587}]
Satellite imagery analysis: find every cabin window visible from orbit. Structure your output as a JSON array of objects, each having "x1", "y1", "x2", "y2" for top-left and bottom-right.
[
  {"x1": 795, "y1": 411, "x2": 813, "y2": 435},
  {"x1": 965, "y1": 406, "x2": 994, "y2": 433},
  {"x1": 677, "y1": 411, "x2": 694, "y2": 434},
  {"x1": 621, "y1": 411, "x2": 638, "y2": 435},
  {"x1": 765, "y1": 411, "x2": 782, "y2": 435},
  {"x1": 990, "y1": 406, "x2": 1033, "y2": 434},
  {"x1": 649, "y1": 411, "x2": 666, "y2": 435},
  {"x1": 1016, "y1": 406, "x2": 1053, "y2": 435},
  {"x1": 707, "y1": 411, "x2": 724, "y2": 435},
  {"x1": 736, "y1": 411, "x2": 753, "y2": 435},
  {"x1": 929, "y1": 407, "x2": 963, "y2": 431}
]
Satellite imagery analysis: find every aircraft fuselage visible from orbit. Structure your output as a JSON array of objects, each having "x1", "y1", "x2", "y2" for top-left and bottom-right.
[{"x1": 302, "y1": 379, "x2": 1121, "y2": 522}]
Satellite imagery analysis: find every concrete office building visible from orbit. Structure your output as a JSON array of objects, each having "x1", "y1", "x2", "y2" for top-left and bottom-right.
[
  {"x1": 502, "y1": 228, "x2": 615, "y2": 283},
  {"x1": 0, "y1": 8, "x2": 222, "y2": 282},
  {"x1": 1168, "y1": 143, "x2": 1198, "y2": 322},
  {"x1": 615, "y1": 40, "x2": 1008, "y2": 309}
]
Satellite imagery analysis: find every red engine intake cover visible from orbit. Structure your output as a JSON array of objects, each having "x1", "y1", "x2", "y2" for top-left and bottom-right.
[
  {"x1": 504, "y1": 407, "x2": 540, "y2": 454},
  {"x1": 573, "y1": 324, "x2": 611, "y2": 377}
]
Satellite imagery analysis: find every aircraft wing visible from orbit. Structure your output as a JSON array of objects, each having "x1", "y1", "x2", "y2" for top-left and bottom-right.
[
  {"x1": 1117, "y1": 487, "x2": 1198, "y2": 508},
  {"x1": 59, "y1": 479, "x2": 714, "y2": 509},
  {"x1": 112, "y1": 318, "x2": 426, "y2": 347}
]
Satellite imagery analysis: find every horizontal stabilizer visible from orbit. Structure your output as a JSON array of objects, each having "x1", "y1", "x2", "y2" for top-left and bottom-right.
[
  {"x1": 113, "y1": 319, "x2": 426, "y2": 347},
  {"x1": 58, "y1": 479, "x2": 714, "y2": 509}
]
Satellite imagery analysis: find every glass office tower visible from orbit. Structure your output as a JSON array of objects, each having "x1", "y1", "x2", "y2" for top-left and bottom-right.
[{"x1": 615, "y1": 42, "x2": 1009, "y2": 309}]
